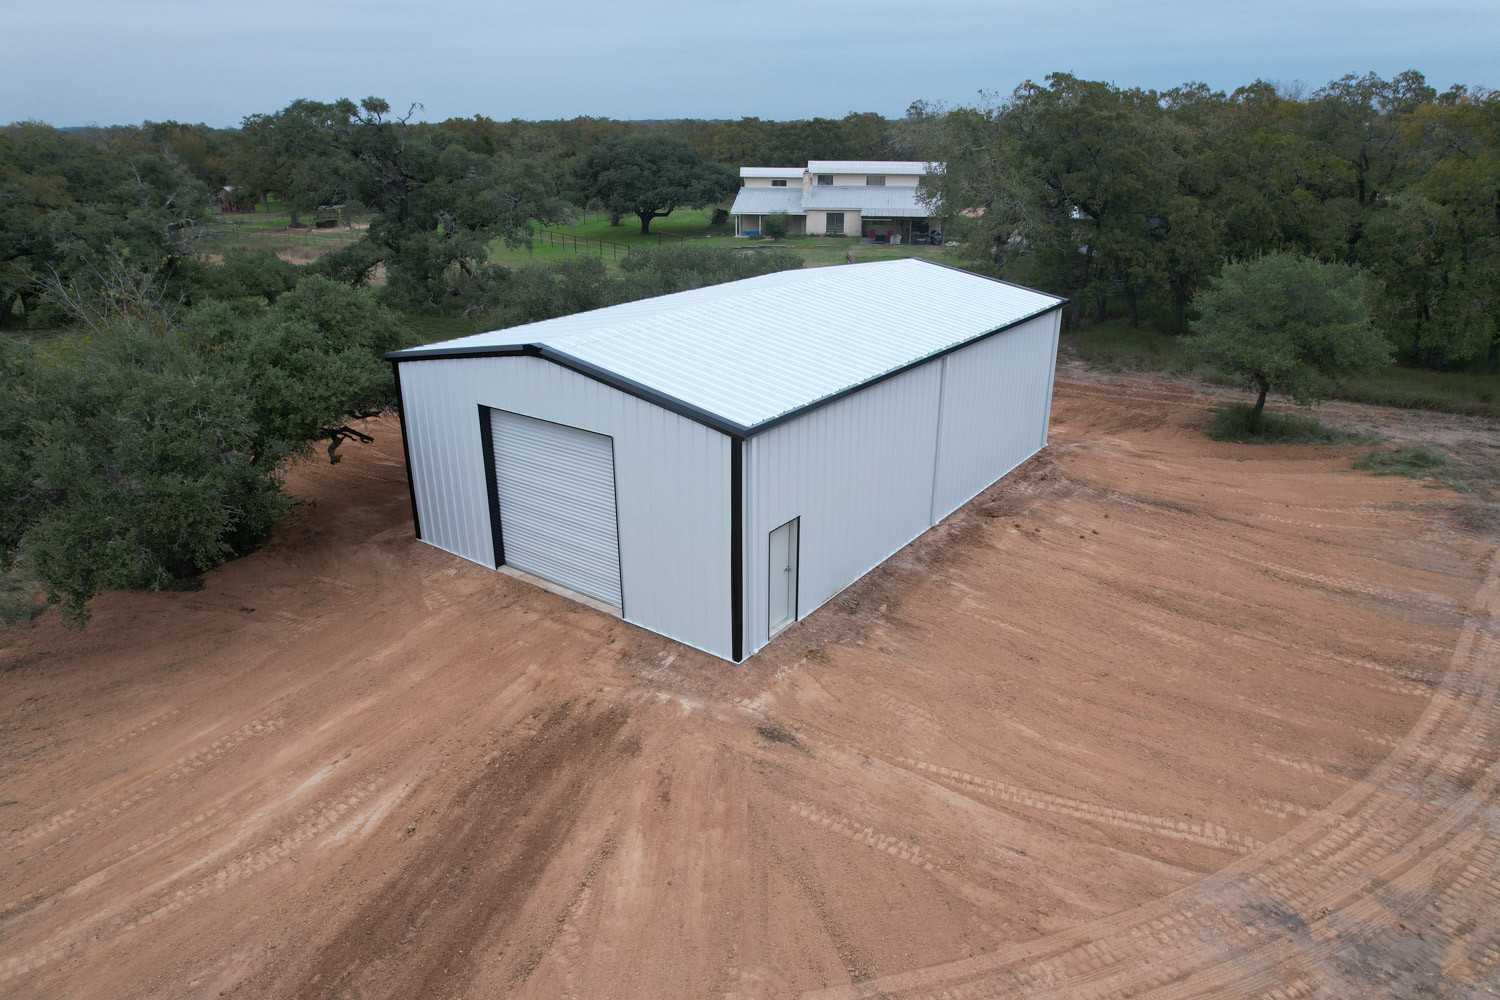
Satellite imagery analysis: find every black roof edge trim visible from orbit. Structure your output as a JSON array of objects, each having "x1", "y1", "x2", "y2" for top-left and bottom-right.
[
  {"x1": 534, "y1": 345, "x2": 751, "y2": 438},
  {"x1": 385, "y1": 343, "x2": 529, "y2": 362},
  {"x1": 909, "y1": 256, "x2": 1071, "y2": 303},
  {"x1": 385, "y1": 294, "x2": 1067, "y2": 442}
]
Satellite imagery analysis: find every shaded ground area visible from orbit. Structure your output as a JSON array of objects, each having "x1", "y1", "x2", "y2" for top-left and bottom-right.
[{"x1": 2, "y1": 378, "x2": 1498, "y2": 998}]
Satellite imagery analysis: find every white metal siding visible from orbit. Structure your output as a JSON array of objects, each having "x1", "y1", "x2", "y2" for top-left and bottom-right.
[
  {"x1": 490, "y1": 411, "x2": 621, "y2": 608},
  {"x1": 739, "y1": 312, "x2": 1061, "y2": 657},
  {"x1": 741, "y1": 365, "x2": 943, "y2": 655},
  {"x1": 398, "y1": 355, "x2": 733, "y2": 659},
  {"x1": 930, "y1": 311, "x2": 1062, "y2": 520}
]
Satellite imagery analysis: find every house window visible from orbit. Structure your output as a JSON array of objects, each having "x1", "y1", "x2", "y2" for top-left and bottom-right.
[
  {"x1": 772, "y1": 179, "x2": 787, "y2": 187},
  {"x1": 866, "y1": 174, "x2": 886, "y2": 186},
  {"x1": 825, "y1": 212, "x2": 845, "y2": 236},
  {"x1": 817, "y1": 174, "x2": 833, "y2": 186}
]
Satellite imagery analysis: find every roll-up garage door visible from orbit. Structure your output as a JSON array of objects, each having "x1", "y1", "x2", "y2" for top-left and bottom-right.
[{"x1": 490, "y1": 410, "x2": 622, "y2": 608}]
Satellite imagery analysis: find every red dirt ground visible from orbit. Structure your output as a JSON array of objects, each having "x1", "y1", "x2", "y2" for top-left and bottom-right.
[{"x1": 2, "y1": 377, "x2": 1498, "y2": 999}]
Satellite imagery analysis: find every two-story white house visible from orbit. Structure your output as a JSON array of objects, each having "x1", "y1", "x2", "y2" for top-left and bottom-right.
[{"x1": 730, "y1": 160, "x2": 943, "y2": 243}]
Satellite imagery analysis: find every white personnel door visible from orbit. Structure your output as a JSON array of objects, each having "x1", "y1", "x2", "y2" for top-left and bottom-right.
[
  {"x1": 490, "y1": 410, "x2": 622, "y2": 609},
  {"x1": 768, "y1": 517, "x2": 799, "y2": 636}
]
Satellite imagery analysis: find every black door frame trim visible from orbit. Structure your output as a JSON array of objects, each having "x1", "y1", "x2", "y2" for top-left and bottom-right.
[
  {"x1": 479, "y1": 405, "x2": 626, "y2": 615},
  {"x1": 477, "y1": 405, "x2": 505, "y2": 569},
  {"x1": 390, "y1": 360, "x2": 422, "y2": 540},
  {"x1": 767, "y1": 515, "x2": 800, "y2": 640}
]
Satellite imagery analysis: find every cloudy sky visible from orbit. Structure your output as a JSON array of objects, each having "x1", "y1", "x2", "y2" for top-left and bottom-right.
[{"x1": 4, "y1": 0, "x2": 1495, "y2": 126}]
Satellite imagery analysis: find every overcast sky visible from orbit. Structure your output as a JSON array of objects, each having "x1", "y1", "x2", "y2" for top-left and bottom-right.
[{"x1": 4, "y1": 0, "x2": 1495, "y2": 127}]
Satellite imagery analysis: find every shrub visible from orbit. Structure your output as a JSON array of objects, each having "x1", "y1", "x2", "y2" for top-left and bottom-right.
[
  {"x1": 485, "y1": 257, "x2": 616, "y2": 328},
  {"x1": 189, "y1": 249, "x2": 303, "y2": 304},
  {"x1": 1, "y1": 275, "x2": 418, "y2": 622},
  {"x1": 1, "y1": 329, "x2": 290, "y2": 621},
  {"x1": 1352, "y1": 447, "x2": 1464, "y2": 488},
  {"x1": 710, "y1": 208, "x2": 730, "y2": 227},
  {"x1": 762, "y1": 212, "x2": 791, "y2": 241},
  {"x1": 184, "y1": 276, "x2": 412, "y2": 450},
  {"x1": 1205, "y1": 403, "x2": 1368, "y2": 444},
  {"x1": 617, "y1": 244, "x2": 802, "y2": 299}
]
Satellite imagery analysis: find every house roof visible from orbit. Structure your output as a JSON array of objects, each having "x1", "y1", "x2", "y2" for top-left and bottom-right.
[
  {"x1": 802, "y1": 184, "x2": 935, "y2": 218},
  {"x1": 728, "y1": 187, "x2": 807, "y2": 217},
  {"x1": 739, "y1": 166, "x2": 806, "y2": 178},
  {"x1": 388, "y1": 260, "x2": 1065, "y2": 437},
  {"x1": 807, "y1": 160, "x2": 942, "y2": 175}
]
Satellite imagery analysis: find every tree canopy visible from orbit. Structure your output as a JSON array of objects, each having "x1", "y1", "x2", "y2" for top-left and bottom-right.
[
  {"x1": 1189, "y1": 252, "x2": 1388, "y2": 423},
  {"x1": 571, "y1": 135, "x2": 737, "y2": 234},
  {"x1": 923, "y1": 72, "x2": 1499, "y2": 371},
  {"x1": 243, "y1": 97, "x2": 569, "y2": 307}
]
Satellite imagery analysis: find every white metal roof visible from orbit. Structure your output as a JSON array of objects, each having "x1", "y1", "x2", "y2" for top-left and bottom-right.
[
  {"x1": 807, "y1": 160, "x2": 942, "y2": 175},
  {"x1": 739, "y1": 166, "x2": 806, "y2": 178},
  {"x1": 728, "y1": 187, "x2": 807, "y2": 217},
  {"x1": 802, "y1": 184, "x2": 936, "y2": 218},
  {"x1": 390, "y1": 259, "x2": 1064, "y2": 435}
]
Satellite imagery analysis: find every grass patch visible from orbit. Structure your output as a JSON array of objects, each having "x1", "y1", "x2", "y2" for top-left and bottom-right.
[
  {"x1": 1071, "y1": 320, "x2": 1191, "y2": 372},
  {"x1": 400, "y1": 313, "x2": 490, "y2": 343},
  {"x1": 0, "y1": 571, "x2": 47, "y2": 628},
  {"x1": 1071, "y1": 319, "x2": 1500, "y2": 418},
  {"x1": 1206, "y1": 404, "x2": 1369, "y2": 444},
  {"x1": 1352, "y1": 447, "x2": 1466, "y2": 489},
  {"x1": 1335, "y1": 366, "x2": 1500, "y2": 419},
  {"x1": 489, "y1": 206, "x2": 956, "y2": 271}
]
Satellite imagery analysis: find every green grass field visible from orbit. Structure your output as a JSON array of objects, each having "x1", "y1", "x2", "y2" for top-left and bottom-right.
[
  {"x1": 202, "y1": 198, "x2": 366, "y2": 256},
  {"x1": 488, "y1": 207, "x2": 955, "y2": 270}
]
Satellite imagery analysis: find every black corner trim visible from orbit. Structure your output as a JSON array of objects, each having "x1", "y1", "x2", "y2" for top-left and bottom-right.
[
  {"x1": 477, "y1": 405, "x2": 505, "y2": 568},
  {"x1": 730, "y1": 438, "x2": 744, "y2": 662},
  {"x1": 390, "y1": 360, "x2": 422, "y2": 540}
]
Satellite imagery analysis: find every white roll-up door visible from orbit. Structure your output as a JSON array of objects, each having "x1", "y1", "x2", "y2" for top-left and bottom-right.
[{"x1": 490, "y1": 410, "x2": 622, "y2": 609}]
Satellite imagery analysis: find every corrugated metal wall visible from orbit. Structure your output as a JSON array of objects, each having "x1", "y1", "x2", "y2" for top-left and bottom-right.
[
  {"x1": 398, "y1": 355, "x2": 733, "y2": 659},
  {"x1": 739, "y1": 309, "x2": 1061, "y2": 657},
  {"x1": 930, "y1": 310, "x2": 1061, "y2": 520},
  {"x1": 741, "y1": 365, "x2": 944, "y2": 656}
]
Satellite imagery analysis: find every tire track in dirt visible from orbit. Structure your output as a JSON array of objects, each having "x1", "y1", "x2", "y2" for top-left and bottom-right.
[
  {"x1": 0, "y1": 776, "x2": 384, "y2": 985},
  {"x1": 805, "y1": 549, "x2": 1500, "y2": 999},
  {"x1": 895, "y1": 758, "x2": 1266, "y2": 856},
  {"x1": 82, "y1": 707, "x2": 185, "y2": 757},
  {"x1": 785, "y1": 799, "x2": 943, "y2": 874},
  {"x1": 786, "y1": 721, "x2": 1264, "y2": 863},
  {"x1": 3, "y1": 716, "x2": 286, "y2": 853},
  {"x1": 281, "y1": 702, "x2": 636, "y2": 1000}
]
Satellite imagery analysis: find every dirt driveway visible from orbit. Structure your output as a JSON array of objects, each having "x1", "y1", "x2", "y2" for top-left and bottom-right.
[{"x1": 3, "y1": 378, "x2": 1498, "y2": 998}]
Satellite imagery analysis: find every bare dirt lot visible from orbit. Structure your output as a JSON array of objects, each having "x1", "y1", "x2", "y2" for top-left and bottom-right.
[{"x1": 3, "y1": 377, "x2": 1499, "y2": 999}]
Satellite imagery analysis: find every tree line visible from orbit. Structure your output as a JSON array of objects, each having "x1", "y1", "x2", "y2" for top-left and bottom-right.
[
  {"x1": 920, "y1": 72, "x2": 1499, "y2": 372},
  {"x1": 0, "y1": 96, "x2": 805, "y2": 618},
  {"x1": 1, "y1": 69, "x2": 1496, "y2": 620}
]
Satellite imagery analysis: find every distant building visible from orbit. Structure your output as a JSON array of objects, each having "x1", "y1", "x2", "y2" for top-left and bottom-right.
[
  {"x1": 729, "y1": 160, "x2": 944, "y2": 243},
  {"x1": 210, "y1": 186, "x2": 255, "y2": 214}
]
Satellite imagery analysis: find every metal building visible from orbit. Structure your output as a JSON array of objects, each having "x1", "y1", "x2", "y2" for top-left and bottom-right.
[{"x1": 387, "y1": 259, "x2": 1065, "y2": 662}]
